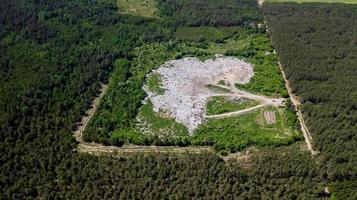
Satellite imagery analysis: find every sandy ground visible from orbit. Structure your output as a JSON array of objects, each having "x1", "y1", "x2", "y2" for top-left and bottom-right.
[
  {"x1": 144, "y1": 56, "x2": 254, "y2": 133},
  {"x1": 264, "y1": 111, "x2": 276, "y2": 124}
]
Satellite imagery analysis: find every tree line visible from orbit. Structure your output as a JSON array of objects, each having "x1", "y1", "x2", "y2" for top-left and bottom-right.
[{"x1": 263, "y1": 2, "x2": 357, "y2": 184}]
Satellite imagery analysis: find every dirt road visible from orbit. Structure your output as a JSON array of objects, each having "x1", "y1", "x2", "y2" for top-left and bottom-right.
[
  {"x1": 74, "y1": 84, "x2": 108, "y2": 142},
  {"x1": 205, "y1": 104, "x2": 266, "y2": 119},
  {"x1": 219, "y1": 85, "x2": 285, "y2": 107},
  {"x1": 78, "y1": 142, "x2": 211, "y2": 156},
  {"x1": 205, "y1": 85, "x2": 285, "y2": 119},
  {"x1": 278, "y1": 63, "x2": 318, "y2": 155}
]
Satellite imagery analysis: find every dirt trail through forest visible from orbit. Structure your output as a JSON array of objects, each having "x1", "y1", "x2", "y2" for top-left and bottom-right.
[
  {"x1": 278, "y1": 63, "x2": 318, "y2": 155},
  {"x1": 78, "y1": 142, "x2": 211, "y2": 156},
  {"x1": 74, "y1": 84, "x2": 108, "y2": 142}
]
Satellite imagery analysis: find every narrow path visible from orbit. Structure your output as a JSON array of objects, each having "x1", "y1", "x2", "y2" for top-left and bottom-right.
[
  {"x1": 74, "y1": 84, "x2": 108, "y2": 143},
  {"x1": 205, "y1": 104, "x2": 266, "y2": 119},
  {"x1": 219, "y1": 85, "x2": 285, "y2": 107},
  {"x1": 278, "y1": 63, "x2": 318, "y2": 155},
  {"x1": 78, "y1": 142, "x2": 211, "y2": 156},
  {"x1": 205, "y1": 85, "x2": 285, "y2": 119}
]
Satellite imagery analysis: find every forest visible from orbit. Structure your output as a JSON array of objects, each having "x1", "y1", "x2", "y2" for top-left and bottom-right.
[
  {"x1": 263, "y1": 3, "x2": 357, "y2": 180},
  {"x1": 0, "y1": 0, "x2": 356, "y2": 199},
  {"x1": 156, "y1": 0, "x2": 262, "y2": 27}
]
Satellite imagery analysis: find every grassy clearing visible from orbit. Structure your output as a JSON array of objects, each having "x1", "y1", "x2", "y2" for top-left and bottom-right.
[
  {"x1": 265, "y1": 0, "x2": 357, "y2": 4},
  {"x1": 146, "y1": 73, "x2": 165, "y2": 95},
  {"x1": 111, "y1": 100, "x2": 190, "y2": 146},
  {"x1": 137, "y1": 100, "x2": 189, "y2": 137},
  {"x1": 206, "y1": 96, "x2": 260, "y2": 116},
  {"x1": 117, "y1": 0, "x2": 158, "y2": 18},
  {"x1": 192, "y1": 107, "x2": 301, "y2": 152},
  {"x1": 87, "y1": 29, "x2": 296, "y2": 149},
  {"x1": 174, "y1": 27, "x2": 241, "y2": 42}
]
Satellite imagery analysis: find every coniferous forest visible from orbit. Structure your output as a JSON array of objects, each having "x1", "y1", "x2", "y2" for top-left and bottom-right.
[
  {"x1": 264, "y1": 3, "x2": 357, "y2": 179},
  {"x1": 0, "y1": 0, "x2": 356, "y2": 199}
]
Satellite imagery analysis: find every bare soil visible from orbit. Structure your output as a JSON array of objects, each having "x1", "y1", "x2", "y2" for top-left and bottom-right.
[
  {"x1": 264, "y1": 111, "x2": 276, "y2": 124},
  {"x1": 144, "y1": 56, "x2": 255, "y2": 133}
]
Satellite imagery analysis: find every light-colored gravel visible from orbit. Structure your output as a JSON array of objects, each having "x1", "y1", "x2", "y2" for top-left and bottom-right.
[{"x1": 143, "y1": 56, "x2": 254, "y2": 134}]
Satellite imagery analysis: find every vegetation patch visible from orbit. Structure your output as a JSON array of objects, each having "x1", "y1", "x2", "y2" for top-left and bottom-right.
[
  {"x1": 206, "y1": 96, "x2": 260, "y2": 116},
  {"x1": 146, "y1": 73, "x2": 165, "y2": 95},
  {"x1": 117, "y1": 0, "x2": 158, "y2": 18},
  {"x1": 174, "y1": 27, "x2": 241, "y2": 42},
  {"x1": 136, "y1": 100, "x2": 190, "y2": 138},
  {"x1": 192, "y1": 107, "x2": 301, "y2": 152}
]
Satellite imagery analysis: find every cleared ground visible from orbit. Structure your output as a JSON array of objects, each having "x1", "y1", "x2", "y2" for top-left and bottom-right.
[
  {"x1": 144, "y1": 56, "x2": 254, "y2": 133},
  {"x1": 117, "y1": 0, "x2": 158, "y2": 18}
]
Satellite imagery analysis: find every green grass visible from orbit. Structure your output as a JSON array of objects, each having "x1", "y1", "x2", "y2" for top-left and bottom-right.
[
  {"x1": 111, "y1": 100, "x2": 190, "y2": 146},
  {"x1": 136, "y1": 100, "x2": 189, "y2": 137},
  {"x1": 146, "y1": 73, "x2": 165, "y2": 95},
  {"x1": 192, "y1": 107, "x2": 301, "y2": 152},
  {"x1": 265, "y1": 0, "x2": 357, "y2": 4},
  {"x1": 175, "y1": 27, "x2": 241, "y2": 42},
  {"x1": 117, "y1": 0, "x2": 159, "y2": 18},
  {"x1": 206, "y1": 96, "x2": 260, "y2": 115}
]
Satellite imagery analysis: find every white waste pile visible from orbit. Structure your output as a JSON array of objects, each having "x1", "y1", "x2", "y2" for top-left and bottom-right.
[{"x1": 143, "y1": 56, "x2": 254, "y2": 134}]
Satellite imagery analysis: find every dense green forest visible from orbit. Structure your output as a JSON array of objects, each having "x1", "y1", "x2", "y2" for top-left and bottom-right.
[
  {"x1": 156, "y1": 0, "x2": 262, "y2": 27},
  {"x1": 263, "y1": 3, "x2": 357, "y2": 180},
  {"x1": 0, "y1": 0, "x2": 356, "y2": 198}
]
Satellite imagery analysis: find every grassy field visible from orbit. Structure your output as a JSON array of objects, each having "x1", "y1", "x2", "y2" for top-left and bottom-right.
[
  {"x1": 174, "y1": 27, "x2": 241, "y2": 42},
  {"x1": 192, "y1": 107, "x2": 301, "y2": 152},
  {"x1": 206, "y1": 96, "x2": 260, "y2": 115},
  {"x1": 117, "y1": 0, "x2": 158, "y2": 18},
  {"x1": 146, "y1": 73, "x2": 165, "y2": 95},
  {"x1": 265, "y1": 0, "x2": 357, "y2": 3}
]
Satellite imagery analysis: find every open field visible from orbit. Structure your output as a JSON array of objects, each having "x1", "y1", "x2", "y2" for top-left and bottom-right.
[
  {"x1": 117, "y1": 0, "x2": 158, "y2": 18},
  {"x1": 192, "y1": 106, "x2": 301, "y2": 152},
  {"x1": 206, "y1": 96, "x2": 260, "y2": 116},
  {"x1": 265, "y1": 0, "x2": 357, "y2": 3}
]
